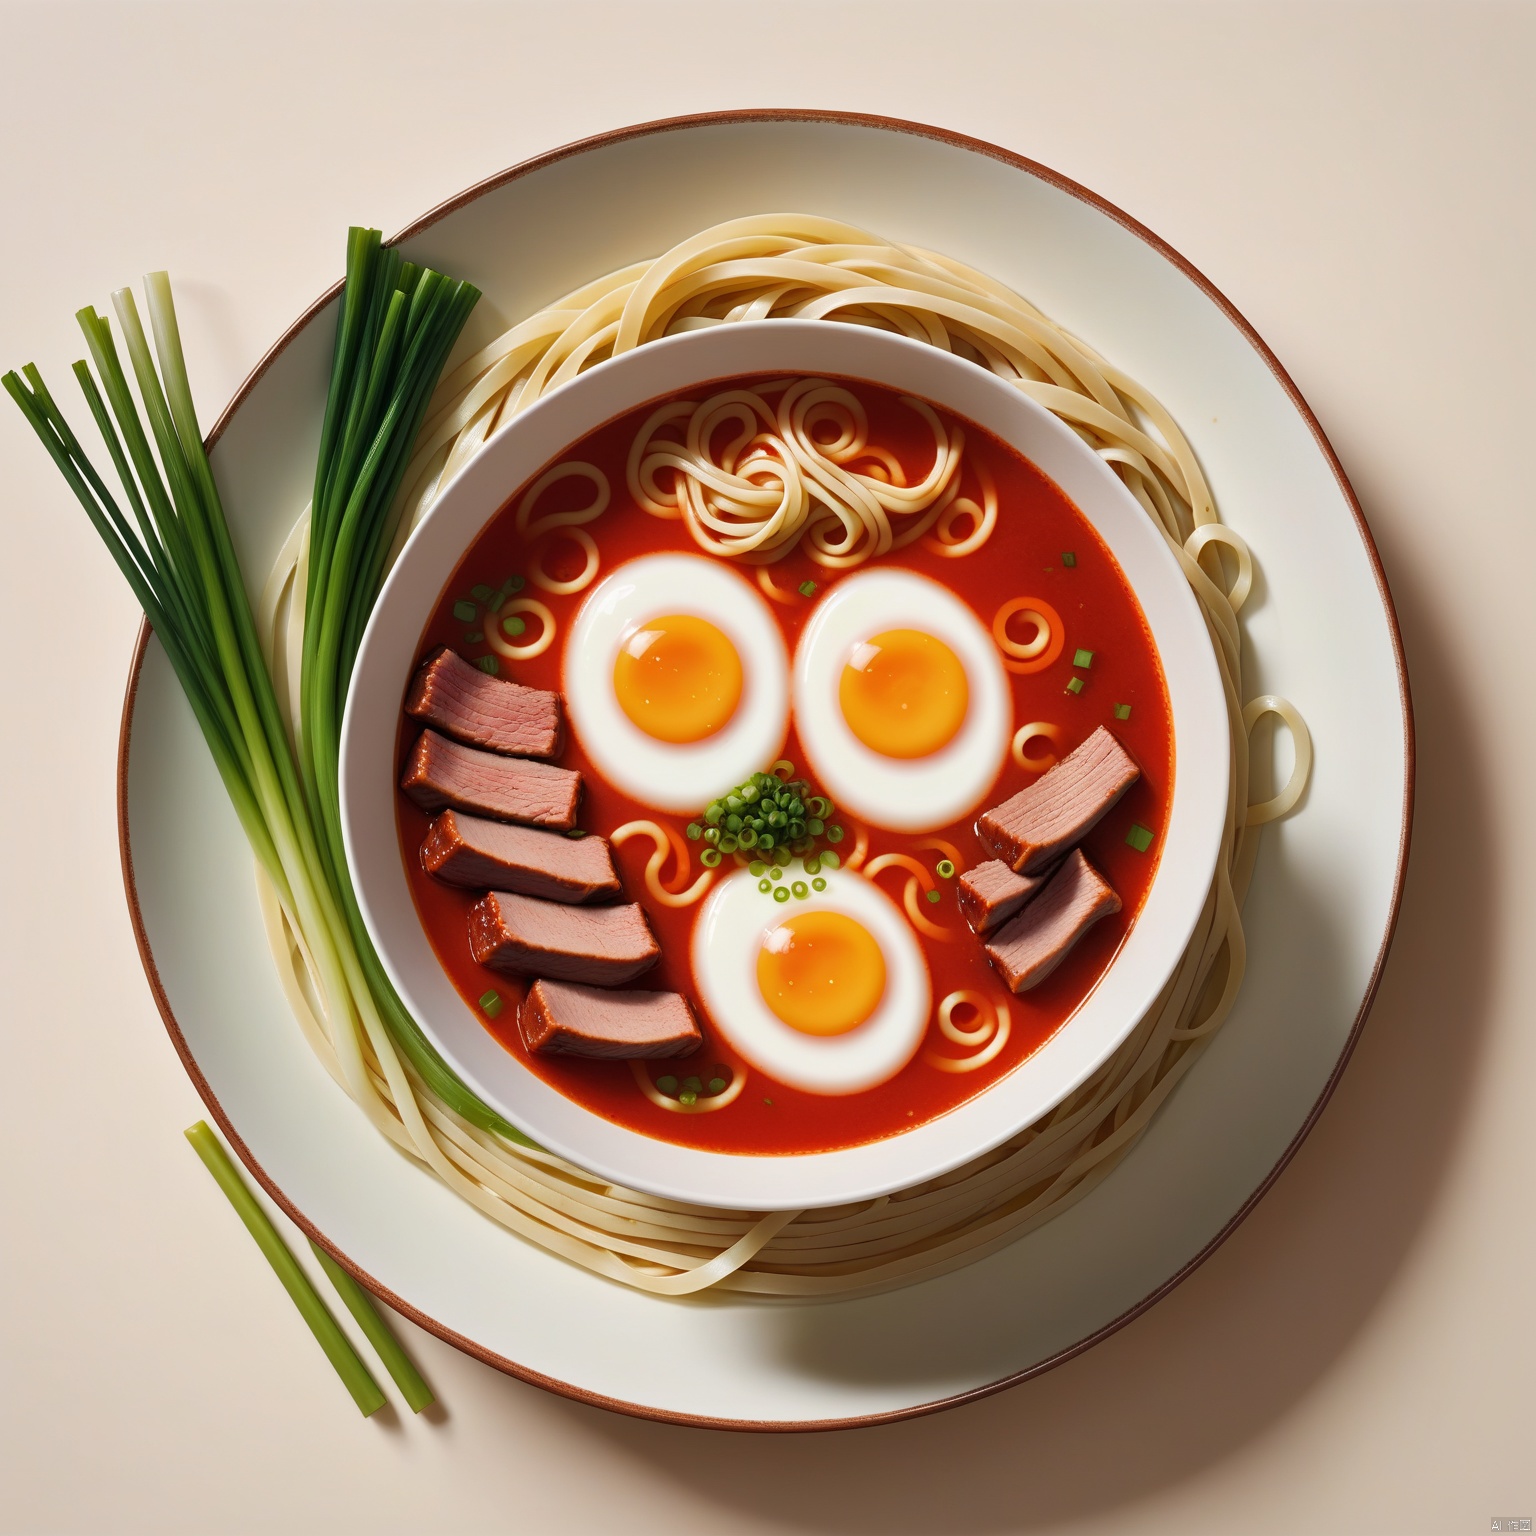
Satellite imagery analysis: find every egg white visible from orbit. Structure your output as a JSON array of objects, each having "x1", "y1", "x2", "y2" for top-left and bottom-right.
[
  {"x1": 792, "y1": 568, "x2": 1012, "y2": 832},
  {"x1": 564, "y1": 553, "x2": 790, "y2": 813},
  {"x1": 690, "y1": 868, "x2": 930, "y2": 1095}
]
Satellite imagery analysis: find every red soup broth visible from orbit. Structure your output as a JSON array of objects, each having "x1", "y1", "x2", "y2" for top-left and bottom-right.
[{"x1": 396, "y1": 375, "x2": 1172, "y2": 1156}]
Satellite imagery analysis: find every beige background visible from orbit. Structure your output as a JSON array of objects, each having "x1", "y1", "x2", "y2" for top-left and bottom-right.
[{"x1": 1, "y1": 3, "x2": 1531, "y2": 1532}]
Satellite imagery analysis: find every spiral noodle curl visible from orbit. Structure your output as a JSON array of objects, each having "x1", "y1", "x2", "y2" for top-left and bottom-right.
[{"x1": 625, "y1": 378, "x2": 963, "y2": 568}]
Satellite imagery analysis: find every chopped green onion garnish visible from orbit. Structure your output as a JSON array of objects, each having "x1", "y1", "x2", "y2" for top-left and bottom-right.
[
  {"x1": 811, "y1": 876, "x2": 827, "y2": 892},
  {"x1": 686, "y1": 822, "x2": 703, "y2": 841},
  {"x1": 769, "y1": 865, "x2": 783, "y2": 881},
  {"x1": 704, "y1": 801, "x2": 723, "y2": 825},
  {"x1": 476, "y1": 655, "x2": 500, "y2": 676},
  {"x1": 464, "y1": 629, "x2": 483, "y2": 643},
  {"x1": 1126, "y1": 823, "x2": 1154, "y2": 852},
  {"x1": 791, "y1": 881, "x2": 809, "y2": 899},
  {"x1": 679, "y1": 1089, "x2": 698, "y2": 1105},
  {"x1": 453, "y1": 599, "x2": 477, "y2": 622},
  {"x1": 771, "y1": 760, "x2": 795, "y2": 777},
  {"x1": 759, "y1": 878, "x2": 773, "y2": 893},
  {"x1": 827, "y1": 825, "x2": 845, "y2": 843},
  {"x1": 1114, "y1": 703, "x2": 1132, "y2": 721},
  {"x1": 763, "y1": 1098, "x2": 774, "y2": 1107},
  {"x1": 564, "y1": 828, "x2": 587, "y2": 839},
  {"x1": 478, "y1": 989, "x2": 502, "y2": 1018},
  {"x1": 657, "y1": 1075, "x2": 678, "y2": 1094},
  {"x1": 700, "y1": 848, "x2": 722, "y2": 867},
  {"x1": 936, "y1": 859, "x2": 955, "y2": 878},
  {"x1": 703, "y1": 826, "x2": 721, "y2": 845},
  {"x1": 1061, "y1": 551, "x2": 1077, "y2": 567},
  {"x1": 749, "y1": 859, "x2": 766, "y2": 875},
  {"x1": 821, "y1": 851, "x2": 840, "y2": 870},
  {"x1": 471, "y1": 583, "x2": 493, "y2": 602},
  {"x1": 925, "y1": 889, "x2": 941, "y2": 904},
  {"x1": 798, "y1": 579, "x2": 818, "y2": 597},
  {"x1": 707, "y1": 1077, "x2": 727, "y2": 1095},
  {"x1": 501, "y1": 614, "x2": 526, "y2": 637},
  {"x1": 502, "y1": 574, "x2": 525, "y2": 594},
  {"x1": 804, "y1": 854, "x2": 821, "y2": 874},
  {"x1": 683, "y1": 1076, "x2": 702, "y2": 1093},
  {"x1": 1065, "y1": 676, "x2": 1084, "y2": 694},
  {"x1": 1073, "y1": 648, "x2": 1095, "y2": 669},
  {"x1": 773, "y1": 885, "x2": 791, "y2": 903}
]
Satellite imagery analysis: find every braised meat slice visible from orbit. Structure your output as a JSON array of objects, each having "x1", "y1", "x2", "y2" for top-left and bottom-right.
[
  {"x1": 421, "y1": 811, "x2": 621, "y2": 903},
  {"x1": 468, "y1": 892, "x2": 660, "y2": 986},
  {"x1": 976, "y1": 726, "x2": 1140, "y2": 874},
  {"x1": 957, "y1": 859, "x2": 1053, "y2": 934},
  {"x1": 404, "y1": 646, "x2": 563, "y2": 759},
  {"x1": 519, "y1": 979, "x2": 701, "y2": 1059},
  {"x1": 983, "y1": 849, "x2": 1122, "y2": 992},
  {"x1": 401, "y1": 730, "x2": 581, "y2": 830}
]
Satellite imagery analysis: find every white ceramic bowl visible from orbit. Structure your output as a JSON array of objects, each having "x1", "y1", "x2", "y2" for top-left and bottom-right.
[{"x1": 339, "y1": 319, "x2": 1229, "y2": 1210}]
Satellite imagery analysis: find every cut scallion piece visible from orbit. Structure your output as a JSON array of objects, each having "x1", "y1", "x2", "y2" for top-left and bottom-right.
[
  {"x1": 1126, "y1": 823, "x2": 1154, "y2": 852},
  {"x1": 309, "y1": 1241, "x2": 435, "y2": 1414},
  {"x1": 798, "y1": 579, "x2": 818, "y2": 597},
  {"x1": 1065, "y1": 676, "x2": 1085, "y2": 695},
  {"x1": 452, "y1": 599, "x2": 477, "y2": 622},
  {"x1": 936, "y1": 859, "x2": 955, "y2": 878},
  {"x1": 1073, "y1": 648, "x2": 1094, "y2": 669},
  {"x1": 184, "y1": 1122, "x2": 384, "y2": 1417},
  {"x1": 1061, "y1": 551, "x2": 1077, "y2": 567},
  {"x1": 1114, "y1": 703, "x2": 1132, "y2": 721},
  {"x1": 479, "y1": 990, "x2": 502, "y2": 1019}
]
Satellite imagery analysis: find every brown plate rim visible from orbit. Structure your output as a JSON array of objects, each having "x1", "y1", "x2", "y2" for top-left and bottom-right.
[{"x1": 115, "y1": 107, "x2": 1415, "y2": 1433}]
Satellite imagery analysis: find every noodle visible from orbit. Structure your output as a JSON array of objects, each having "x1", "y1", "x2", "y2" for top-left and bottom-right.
[
  {"x1": 924, "y1": 991, "x2": 1012, "y2": 1073},
  {"x1": 625, "y1": 379, "x2": 964, "y2": 567},
  {"x1": 609, "y1": 820, "x2": 715, "y2": 908},
  {"x1": 253, "y1": 213, "x2": 1308, "y2": 1299},
  {"x1": 1012, "y1": 721, "x2": 1063, "y2": 772}
]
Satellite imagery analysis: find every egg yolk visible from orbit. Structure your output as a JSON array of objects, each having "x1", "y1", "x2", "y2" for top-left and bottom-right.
[
  {"x1": 839, "y1": 628, "x2": 969, "y2": 759},
  {"x1": 756, "y1": 911, "x2": 887, "y2": 1037},
  {"x1": 613, "y1": 613, "x2": 744, "y2": 744}
]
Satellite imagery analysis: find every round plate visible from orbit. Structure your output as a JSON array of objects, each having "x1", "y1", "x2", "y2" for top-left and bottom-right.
[
  {"x1": 118, "y1": 111, "x2": 1412, "y2": 1430},
  {"x1": 341, "y1": 319, "x2": 1231, "y2": 1210}
]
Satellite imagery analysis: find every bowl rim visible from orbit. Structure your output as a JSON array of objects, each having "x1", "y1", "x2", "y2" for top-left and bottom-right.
[
  {"x1": 338, "y1": 317, "x2": 1230, "y2": 1210},
  {"x1": 113, "y1": 109, "x2": 1415, "y2": 1432}
]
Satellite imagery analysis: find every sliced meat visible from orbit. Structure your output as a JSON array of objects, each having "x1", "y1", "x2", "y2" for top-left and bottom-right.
[
  {"x1": 404, "y1": 646, "x2": 563, "y2": 759},
  {"x1": 977, "y1": 725, "x2": 1140, "y2": 874},
  {"x1": 421, "y1": 811, "x2": 621, "y2": 903},
  {"x1": 519, "y1": 978, "x2": 701, "y2": 1059},
  {"x1": 984, "y1": 849, "x2": 1122, "y2": 993},
  {"x1": 958, "y1": 859, "x2": 1053, "y2": 934},
  {"x1": 402, "y1": 729, "x2": 581, "y2": 830},
  {"x1": 468, "y1": 891, "x2": 660, "y2": 986}
]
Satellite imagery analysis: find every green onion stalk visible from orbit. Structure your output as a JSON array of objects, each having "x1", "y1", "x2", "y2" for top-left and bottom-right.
[{"x1": 5, "y1": 231, "x2": 527, "y2": 1143}]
